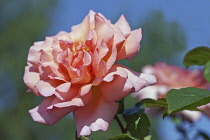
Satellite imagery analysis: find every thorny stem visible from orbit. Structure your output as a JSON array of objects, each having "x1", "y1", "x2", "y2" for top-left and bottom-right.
[{"x1": 114, "y1": 115, "x2": 127, "y2": 134}]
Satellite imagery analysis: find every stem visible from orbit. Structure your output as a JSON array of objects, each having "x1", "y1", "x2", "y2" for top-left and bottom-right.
[{"x1": 114, "y1": 115, "x2": 127, "y2": 133}]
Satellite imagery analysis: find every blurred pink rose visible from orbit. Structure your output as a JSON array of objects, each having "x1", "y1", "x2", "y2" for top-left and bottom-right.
[
  {"x1": 23, "y1": 10, "x2": 156, "y2": 136},
  {"x1": 132, "y1": 62, "x2": 210, "y2": 122}
]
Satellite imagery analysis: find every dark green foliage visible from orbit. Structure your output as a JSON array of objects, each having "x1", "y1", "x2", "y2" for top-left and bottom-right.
[
  {"x1": 204, "y1": 60, "x2": 210, "y2": 82},
  {"x1": 77, "y1": 136, "x2": 92, "y2": 140},
  {"x1": 183, "y1": 46, "x2": 210, "y2": 67},
  {"x1": 109, "y1": 134, "x2": 138, "y2": 140},
  {"x1": 166, "y1": 87, "x2": 210, "y2": 114},
  {"x1": 122, "y1": 103, "x2": 151, "y2": 140},
  {"x1": 142, "y1": 99, "x2": 167, "y2": 108}
]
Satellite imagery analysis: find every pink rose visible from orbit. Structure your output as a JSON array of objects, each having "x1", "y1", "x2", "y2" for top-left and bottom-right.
[
  {"x1": 132, "y1": 62, "x2": 210, "y2": 121},
  {"x1": 24, "y1": 10, "x2": 156, "y2": 136}
]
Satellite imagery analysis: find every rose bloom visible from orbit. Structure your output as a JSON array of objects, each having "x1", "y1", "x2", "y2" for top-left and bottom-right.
[
  {"x1": 132, "y1": 62, "x2": 210, "y2": 122},
  {"x1": 23, "y1": 10, "x2": 156, "y2": 136}
]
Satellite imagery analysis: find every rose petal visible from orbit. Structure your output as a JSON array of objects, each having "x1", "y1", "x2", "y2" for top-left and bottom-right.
[
  {"x1": 83, "y1": 51, "x2": 92, "y2": 66},
  {"x1": 72, "y1": 51, "x2": 84, "y2": 68},
  {"x1": 55, "y1": 85, "x2": 80, "y2": 101},
  {"x1": 56, "y1": 31, "x2": 70, "y2": 40},
  {"x1": 122, "y1": 65, "x2": 156, "y2": 91},
  {"x1": 79, "y1": 84, "x2": 92, "y2": 96},
  {"x1": 24, "y1": 63, "x2": 40, "y2": 96},
  {"x1": 132, "y1": 86, "x2": 159, "y2": 101},
  {"x1": 71, "y1": 66, "x2": 91, "y2": 84},
  {"x1": 36, "y1": 79, "x2": 63, "y2": 97},
  {"x1": 49, "y1": 91, "x2": 92, "y2": 109},
  {"x1": 88, "y1": 10, "x2": 96, "y2": 29},
  {"x1": 73, "y1": 93, "x2": 118, "y2": 137},
  {"x1": 94, "y1": 14, "x2": 114, "y2": 43},
  {"x1": 70, "y1": 15, "x2": 90, "y2": 43},
  {"x1": 117, "y1": 28, "x2": 142, "y2": 60},
  {"x1": 100, "y1": 75, "x2": 133, "y2": 102},
  {"x1": 85, "y1": 30, "x2": 97, "y2": 51},
  {"x1": 28, "y1": 37, "x2": 53, "y2": 66},
  {"x1": 103, "y1": 65, "x2": 127, "y2": 82},
  {"x1": 92, "y1": 49, "x2": 108, "y2": 78},
  {"x1": 29, "y1": 96, "x2": 74, "y2": 125},
  {"x1": 97, "y1": 40, "x2": 109, "y2": 60},
  {"x1": 56, "y1": 82, "x2": 71, "y2": 93},
  {"x1": 101, "y1": 64, "x2": 156, "y2": 102},
  {"x1": 106, "y1": 45, "x2": 117, "y2": 70},
  {"x1": 100, "y1": 65, "x2": 132, "y2": 102},
  {"x1": 115, "y1": 15, "x2": 131, "y2": 37}
]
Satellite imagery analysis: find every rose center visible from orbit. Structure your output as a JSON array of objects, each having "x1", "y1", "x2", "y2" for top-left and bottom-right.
[{"x1": 73, "y1": 41, "x2": 91, "y2": 54}]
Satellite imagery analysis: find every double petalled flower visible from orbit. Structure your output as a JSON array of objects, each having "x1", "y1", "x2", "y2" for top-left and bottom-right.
[{"x1": 24, "y1": 10, "x2": 156, "y2": 136}]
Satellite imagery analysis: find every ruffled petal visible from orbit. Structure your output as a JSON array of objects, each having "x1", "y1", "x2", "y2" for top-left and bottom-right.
[
  {"x1": 55, "y1": 84, "x2": 79, "y2": 101},
  {"x1": 28, "y1": 37, "x2": 53, "y2": 66},
  {"x1": 102, "y1": 65, "x2": 127, "y2": 82},
  {"x1": 36, "y1": 79, "x2": 63, "y2": 97},
  {"x1": 29, "y1": 96, "x2": 74, "y2": 125},
  {"x1": 79, "y1": 84, "x2": 92, "y2": 96},
  {"x1": 71, "y1": 66, "x2": 91, "y2": 84},
  {"x1": 101, "y1": 64, "x2": 156, "y2": 102},
  {"x1": 86, "y1": 30, "x2": 97, "y2": 51},
  {"x1": 73, "y1": 93, "x2": 118, "y2": 137},
  {"x1": 56, "y1": 82, "x2": 71, "y2": 93},
  {"x1": 70, "y1": 15, "x2": 90, "y2": 43},
  {"x1": 94, "y1": 14, "x2": 114, "y2": 43},
  {"x1": 100, "y1": 75, "x2": 133, "y2": 102},
  {"x1": 106, "y1": 44, "x2": 117, "y2": 70},
  {"x1": 117, "y1": 29, "x2": 142, "y2": 60},
  {"x1": 23, "y1": 63, "x2": 40, "y2": 96},
  {"x1": 56, "y1": 31, "x2": 70, "y2": 40},
  {"x1": 92, "y1": 48, "x2": 108, "y2": 78},
  {"x1": 115, "y1": 15, "x2": 131, "y2": 37},
  {"x1": 100, "y1": 65, "x2": 131, "y2": 102},
  {"x1": 49, "y1": 91, "x2": 92, "y2": 109},
  {"x1": 83, "y1": 51, "x2": 92, "y2": 66},
  {"x1": 123, "y1": 67, "x2": 156, "y2": 91},
  {"x1": 131, "y1": 86, "x2": 159, "y2": 101}
]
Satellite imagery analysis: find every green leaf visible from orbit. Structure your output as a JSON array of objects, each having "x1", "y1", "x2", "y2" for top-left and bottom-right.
[
  {"x1": 204, "y1": 60, "x2": 210, "y2": 82},
  {"x1": 122, "y1": 103, "x2": 150, "y2": 140},
  {"x1": 129, "y1": 113, "x2": 150, "y2": 140},
  {"x1": 141, "y1": 98, "x2": 168, "y2": 108},
  {"x1": 144, "y1": 135, "x2": 152, "y2": 140},
  {"x1": 123, "y1": 112, "x2": 150, "y2": 140},
  {"x1": 109, "y1": 134, "x2": 138, "y2": 140},
  {"x1": 76, "y1": 136, "x2": 91, "y2": 140},
  {"x1": 183, "y1": 46, "x2": 210, "y2": 67},
  {"x1": 166, "y1": 87, "x2": 210, "y2": 114}
]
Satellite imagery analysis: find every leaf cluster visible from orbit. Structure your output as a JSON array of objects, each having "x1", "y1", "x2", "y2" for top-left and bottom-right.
[{"x1": 183, "y1": 46, "x2": 210, "y2": 82}]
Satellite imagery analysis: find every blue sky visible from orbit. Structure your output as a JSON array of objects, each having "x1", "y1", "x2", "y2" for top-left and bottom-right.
[
  {"x1": 49, "y1": 0, "x2": 210, "y2": 52},
  {"x1": 47, "y1": 1, "x2": 210, "y2": 139}
]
